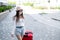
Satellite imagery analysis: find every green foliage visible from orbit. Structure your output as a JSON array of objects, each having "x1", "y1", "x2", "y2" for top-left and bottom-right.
[
  {"x1": 22, "y1": 2, "x2": 33, "y2": 6},
  {"x1": 32, "y1": 6, "x2": 48, "y2": 10},
  {"x1": 0, "y1": 5, "x2": 13, "y2": 12},
  {"x1": 50, "y1": 7, "x2": 60, "y2": 9}
]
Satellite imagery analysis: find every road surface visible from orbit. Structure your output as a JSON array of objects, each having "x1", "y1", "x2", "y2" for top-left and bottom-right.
[{"x1": 0, "y1": 8, "x2": 60, "y2": 40}]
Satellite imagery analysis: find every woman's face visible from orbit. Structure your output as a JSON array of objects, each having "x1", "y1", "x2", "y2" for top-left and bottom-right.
[
  {"x1": 19, "y1": 9, "x2": 23, "y2": 15},
  {"x1": 19, "y1": 11, "x2": 23, "y2": 15}
]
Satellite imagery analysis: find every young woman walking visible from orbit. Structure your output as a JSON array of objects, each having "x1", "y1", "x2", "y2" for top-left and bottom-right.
[{"x1": 11, "y1": 7, "x2": 25, "y2": 40}]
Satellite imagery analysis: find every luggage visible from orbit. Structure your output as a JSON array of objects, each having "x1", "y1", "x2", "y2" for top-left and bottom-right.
[{"x1": 22, "y1": 30, "x2": 33, "y2": 40}]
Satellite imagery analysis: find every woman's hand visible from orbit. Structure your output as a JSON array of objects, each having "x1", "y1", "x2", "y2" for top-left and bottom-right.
[{"x1": 11, "y1": 34, "x2": 14, "y2": 37}]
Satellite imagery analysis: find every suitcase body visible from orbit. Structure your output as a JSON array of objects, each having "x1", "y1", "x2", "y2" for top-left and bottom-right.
[{"x1": 22, "y1": 30, "x2": 33, "y2": 40}]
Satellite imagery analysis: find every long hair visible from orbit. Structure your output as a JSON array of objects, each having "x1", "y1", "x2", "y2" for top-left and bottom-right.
[{"x1": 14, "y1": 9, "x2": 24, "y2": 23}]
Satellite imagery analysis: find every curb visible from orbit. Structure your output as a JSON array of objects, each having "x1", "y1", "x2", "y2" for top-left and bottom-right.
[
  {"x1": 0, "y1": 10, "x2": 9, "y2": 21},
  {"x1": 0, "y1": 7, "x2": 15, "y2": 21}
]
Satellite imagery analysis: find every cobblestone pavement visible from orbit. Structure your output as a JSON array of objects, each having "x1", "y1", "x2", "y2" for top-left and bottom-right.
[{"x1": 0, "y1": 9, "x2": 60, "y2": 40}]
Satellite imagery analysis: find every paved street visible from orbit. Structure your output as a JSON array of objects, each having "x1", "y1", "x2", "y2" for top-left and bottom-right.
[
  {"x1": 0, "y1": 7, "x2": 60, "y2": 40},
  {"x1": 29, "y1": 13, "x2": 60, "y2": 29}
]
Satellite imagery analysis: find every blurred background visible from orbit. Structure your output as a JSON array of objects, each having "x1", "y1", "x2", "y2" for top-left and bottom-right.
[{"x1": 0, "y1": 0, "x2": 60, "y2": 40}]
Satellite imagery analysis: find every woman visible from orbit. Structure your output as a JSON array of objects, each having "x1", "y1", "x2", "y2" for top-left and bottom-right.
[{"x1": 11, "y1": 7, "x2": 25, "y2": 40}]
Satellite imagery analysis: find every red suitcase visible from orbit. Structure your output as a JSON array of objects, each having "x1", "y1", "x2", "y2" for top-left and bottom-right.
[{"x1": 22, "y1": 30, "x2": 33, "y2": 40}]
